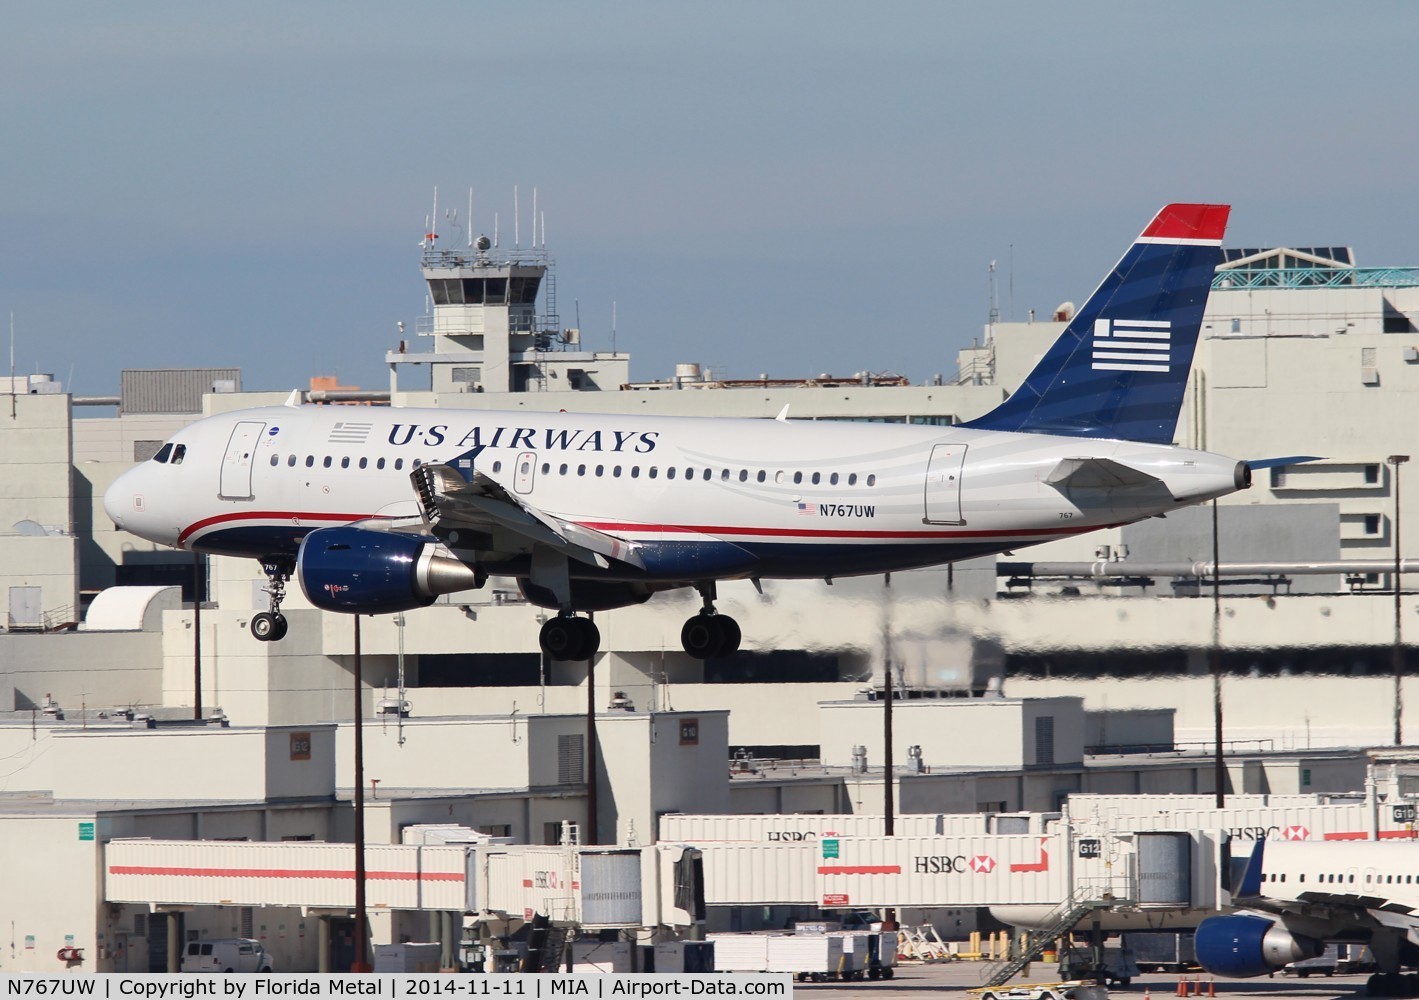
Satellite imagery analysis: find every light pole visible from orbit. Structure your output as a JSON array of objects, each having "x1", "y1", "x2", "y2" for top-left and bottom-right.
[{"x1": 1390, "y1": 455, "x2": 1409, "y2": 746}]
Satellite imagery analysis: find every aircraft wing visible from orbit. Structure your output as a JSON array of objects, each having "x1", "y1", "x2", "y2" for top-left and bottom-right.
[
  {"x1": 1227, "y1": 840, "x2": 1419, "y2": 942},
  {"x1": 409, "y1": 459, "x2": 645, "y2": 571}
]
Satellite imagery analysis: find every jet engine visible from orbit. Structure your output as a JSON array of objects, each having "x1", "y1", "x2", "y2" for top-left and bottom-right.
[
  {"x1": 1194, "y1": 913, "x2": 1322, "y2": 978},
  {"x1": 518, "y1": 578, "x2": 662, "y2": 612},
  {"x1": 297, "y1": 526, "x2": 484, "y2": 615}
]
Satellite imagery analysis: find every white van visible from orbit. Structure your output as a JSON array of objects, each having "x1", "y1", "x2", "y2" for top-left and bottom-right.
[{"x1": 181, "y1": 939, "x2": 274, "y2": 973}]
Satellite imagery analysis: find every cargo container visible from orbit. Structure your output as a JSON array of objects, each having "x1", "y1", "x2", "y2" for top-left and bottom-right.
[
  {"x1": 767, "y1": 934, "x2": 844, "y2": 981},
  {"x1": 373, "y1": 943, "x2": 442, "y2": 973}
]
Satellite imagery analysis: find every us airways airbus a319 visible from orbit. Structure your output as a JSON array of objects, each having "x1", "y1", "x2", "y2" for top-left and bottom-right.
[{"x1": 104, "y1": 203, "x2": 1251, "y2": 661}]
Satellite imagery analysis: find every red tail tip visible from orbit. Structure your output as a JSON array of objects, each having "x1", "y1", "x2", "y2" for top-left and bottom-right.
[{"x1": 1142, "y1": 203, "x2": 1230, "y2": 241}]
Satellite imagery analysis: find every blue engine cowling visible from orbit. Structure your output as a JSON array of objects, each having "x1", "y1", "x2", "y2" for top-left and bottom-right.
[
  {"x1": 297, "y1": 526, "x2": 482, "y2": 616},
  {"x1": 1195, "y1": 914, "x2": 1322, "y2": 978}
]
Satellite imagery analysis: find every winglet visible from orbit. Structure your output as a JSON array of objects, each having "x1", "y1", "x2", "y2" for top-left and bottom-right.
[
  {"x1": 1236, "y1": 839, "x2": 1265, "y2": 899},
  {"x1": 284, "y1": 389, "x2": 303, "y2": 408},
  {"x1": 775, "y1": 404, "x2": 790, "y2": 422}
]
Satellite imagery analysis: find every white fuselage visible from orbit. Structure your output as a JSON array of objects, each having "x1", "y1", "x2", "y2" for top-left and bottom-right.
[{"x1": 104, "y1": 403, "x2": 1246, "y2": 583}]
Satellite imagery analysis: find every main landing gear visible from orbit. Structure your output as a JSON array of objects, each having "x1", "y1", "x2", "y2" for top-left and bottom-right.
[
  {"x1": 251, "y1": 557, "x2": 294, "y2": 642},
  {"x1": 680, "y1": 582, "x2": 741, "y2": 660},
  {"x1": 539, "y1": 614, "x2": 601, "y2": 662}
]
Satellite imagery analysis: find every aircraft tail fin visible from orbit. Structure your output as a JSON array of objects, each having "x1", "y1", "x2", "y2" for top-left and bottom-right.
[{"x1": 963, "y1": 203, "x2": 1230, "y2": 445}]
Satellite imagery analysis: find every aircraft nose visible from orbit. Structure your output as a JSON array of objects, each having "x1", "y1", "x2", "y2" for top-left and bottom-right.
[{"x1": 103, "y1": 466, "x2": 140, "y2": 530}]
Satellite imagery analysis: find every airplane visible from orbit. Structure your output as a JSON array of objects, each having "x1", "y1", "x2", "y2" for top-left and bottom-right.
[
  {"x1": 103, "y1": 202, "x2": 1250, "y2": 661},
  {"x1": 1196, "y1": 838, "x2": 1419, "y2": 997}
]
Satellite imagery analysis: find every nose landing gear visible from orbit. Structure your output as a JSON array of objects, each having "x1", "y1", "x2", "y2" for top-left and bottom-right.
[
  {"x1": 681, "y1": 582, "x2": 741, "y2": 659},
  {"x1": 251, "y1": 557, "x2": 294, "y2": 642}
]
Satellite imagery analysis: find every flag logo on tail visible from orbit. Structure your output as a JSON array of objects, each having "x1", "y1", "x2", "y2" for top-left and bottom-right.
[{"x1": 1091, "y1": 318, "x2": 1171, "y2": 373}]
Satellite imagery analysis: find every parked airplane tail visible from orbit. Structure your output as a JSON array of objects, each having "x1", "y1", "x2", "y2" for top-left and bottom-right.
[{"x1": 964, "y1": 203, "x2": 1230, "y2": 445}]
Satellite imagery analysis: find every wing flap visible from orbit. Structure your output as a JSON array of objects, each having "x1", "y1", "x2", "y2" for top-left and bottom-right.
[{"x1": 411, "y1": 462, "x2": 644, "y2": 571}]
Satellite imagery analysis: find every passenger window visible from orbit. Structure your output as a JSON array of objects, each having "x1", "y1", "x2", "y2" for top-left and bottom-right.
[
  {"x1": 341, "y1": 456, "x2": 350, "y2": 469},
  {"x1": 630, "y1": 466, "x2": 640, "y2": 478},
  {"x1": 413, "y1": 459, "x2": 422, "y2": 469},
  {"x1": 811, "y1": 472, "x2": 821, "y2": 485},
  {"x1": 739, "y1": 470, "x2": 748, "y2": 482},
  {"x1": 793, "y1": 471, "x2": 803, "y2": 485},
  {"x1": 560, "y1": 463, "x2": 569, "y2": 475},
  {"x1": 757, "y1": 470, "x2": 766, "y2": 483},
  {"x1": 775, "y1": 471, "x2": 785, "y2": 484},
  {"x1": 867, "y1": 474, "x2": 877, "y2": 487},
  {"x1": 270, "y1": 455, "x2": 279, "y2": 466},
  {"x1": 287, "y1": 455, "x2": 297, "y2": 467},
  {"x1": 171, "y1": 444, "x2": 186, "y2": 465},
  {"x1": 613, "y1": 466, "x2": 622, "y2": 478},
  {"x1": 395, "y1": 458, "x2": 404, "y2": 470},
  {"x1": 577, "y1": 464, "x2": 586, "y2": 476},
  {"x1": 848, "y1": 473, "x2": 858, "y2": 486},
  {"x1": 703, "y1": 468, "x2": 712, "y2": 481},
  {"x1": 541, "y1": 463, "x2": 550, "y2": 474},
  {"x1": 649, "y1": 467, "x2": 659, "y2": 479},
  {"x1": 152, "y1": 443, "x2": 173, "y2": 463},
  {"x1": 323, "y1": 456, "x2": 333, "y2": 468},
  {"x1": 305, "y1": 456, "x2": 315, "y2": 468},
  {"x1": 377, "y1": 458, "x2": 386, "y2": 470},
  {"x1": 359, "y1": 457, "x2": 368, "y2": 469},
  {"x1": 668, "y1": 468, "x2": 677, "y2": 480},
  {"x1": 519, "y1": 461, "x2": 530, "y2": 476},
  {"x1": 830, "y1": 472, "x2": 839, "y2": 485},
  {"x1": 720, "y1": 469, "x2": 730, "y2": 481},
  {"x1": 495, "y1": 461, "x2": 506, "y2": 474},
  {"x1": 596, "y1": 465, "x2": 605, "y2": 476}
]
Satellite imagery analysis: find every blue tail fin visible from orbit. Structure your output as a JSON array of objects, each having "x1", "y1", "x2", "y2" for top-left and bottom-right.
[{"x1": 963, "y1": 203, "x2": 1230, "y2": 445}]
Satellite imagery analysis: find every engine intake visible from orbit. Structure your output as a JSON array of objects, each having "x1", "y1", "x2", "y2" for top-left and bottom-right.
[
  {"x1": 297, "y1": 526, "x2": 484, "y2": 616},
  {"x1": 1195, "y1": 914, "x2": 1321, "y2": 978}
]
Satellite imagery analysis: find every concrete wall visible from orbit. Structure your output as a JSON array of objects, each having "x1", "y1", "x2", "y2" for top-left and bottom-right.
[
  {"x1": 818, "y1": 697, "x2": 1084, "y2": 770},
  {"x1": 0, "y1": 628, "x2": 164, "y2": 711},
  {"x1": 47, "y1": 725, "x2": 336, "y2": 801}
]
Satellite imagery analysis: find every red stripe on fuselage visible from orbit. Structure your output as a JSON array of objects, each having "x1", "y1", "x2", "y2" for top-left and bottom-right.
[
  {"x1": 177, "y1": 510, "x2": 368, "y2": 546},
  {"x1": 179, "y1": 510, "x2": 1116, "y2": 547}
]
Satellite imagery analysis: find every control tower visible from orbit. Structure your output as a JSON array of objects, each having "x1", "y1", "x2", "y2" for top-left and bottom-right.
[{"x1": 385, "y1": 234, "x2": 629, "y2": 395}]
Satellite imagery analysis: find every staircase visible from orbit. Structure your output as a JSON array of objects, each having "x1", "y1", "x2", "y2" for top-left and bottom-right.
[{"x1": 980, "y1": 889, "x2": 1119, "y2": 987}]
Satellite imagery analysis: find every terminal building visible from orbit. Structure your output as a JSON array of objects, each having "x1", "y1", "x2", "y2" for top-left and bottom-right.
[{"x1": 0, "y1": 223, "x2": 1417, "y2": 971}]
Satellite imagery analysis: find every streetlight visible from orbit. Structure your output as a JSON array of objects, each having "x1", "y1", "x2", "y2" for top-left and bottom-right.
[{"x1": 1390, "y1": 455, "x2": 1409, "y2": 746}]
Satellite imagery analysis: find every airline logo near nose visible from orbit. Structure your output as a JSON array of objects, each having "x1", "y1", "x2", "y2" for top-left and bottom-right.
[{"x1": 1092, "y1": 318, "x2": 1172, "y2": 373}]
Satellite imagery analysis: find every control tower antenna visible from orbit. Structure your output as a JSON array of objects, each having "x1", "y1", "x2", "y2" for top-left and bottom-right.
[
  {"x1": 532, "y1": 187, "x2": 537, "y2": 249},
  {"x1": 514, "y1": 184, "x2": 520, "y2": 249},
  {"x1": 540, "y1": 210, "x2": 546, "y2": 249},
  {"x1": 467, "y1": 188, "x2": 474, "y2": 249},
  {"x1": 988, "y1": 259, "x2": 999, "y2": 324},
  {"x1": 494, "y1": 213, "x2": 499, "y2": 249},
  {"x1": 430, "y1": 186, "x2": 439, "y2": 248}
]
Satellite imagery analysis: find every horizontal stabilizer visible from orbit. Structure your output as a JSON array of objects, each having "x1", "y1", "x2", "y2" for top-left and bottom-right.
[
  {"x1": 1045, "y1": 457, "x2": 1164, "y2": 490},
  {"x1": 1246, "y1": 455, "x2": 1324, "y2": 470}
]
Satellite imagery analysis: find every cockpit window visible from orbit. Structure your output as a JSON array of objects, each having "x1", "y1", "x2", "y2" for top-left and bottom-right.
[
  {"x1": 152, "y1": 443, "x2": 174, "y2": 464},
  {"x1": 171, "y1": 444, "x2": 187, "y2": 465}
]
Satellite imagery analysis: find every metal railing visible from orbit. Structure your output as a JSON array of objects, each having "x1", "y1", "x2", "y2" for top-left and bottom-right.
[{"x1": 1213, "y1": 266, "x2": 1419, "y2": 290}]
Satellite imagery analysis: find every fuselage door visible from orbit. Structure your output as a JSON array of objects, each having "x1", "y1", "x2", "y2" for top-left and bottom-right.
[
  {"x1": 218, "y1": 420, "x2": 266, "y2": 500},
  {"x1": 513, "y1": 452, "x2": 537, "y2": 495},
  {"x1": 923, "y1": 443, "x2": 967, "y2": 525}
]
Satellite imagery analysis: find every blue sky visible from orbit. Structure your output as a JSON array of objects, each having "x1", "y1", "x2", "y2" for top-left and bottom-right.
[{"x1": 3, "y1": 2, "x2": 1417, "y2": 397}]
